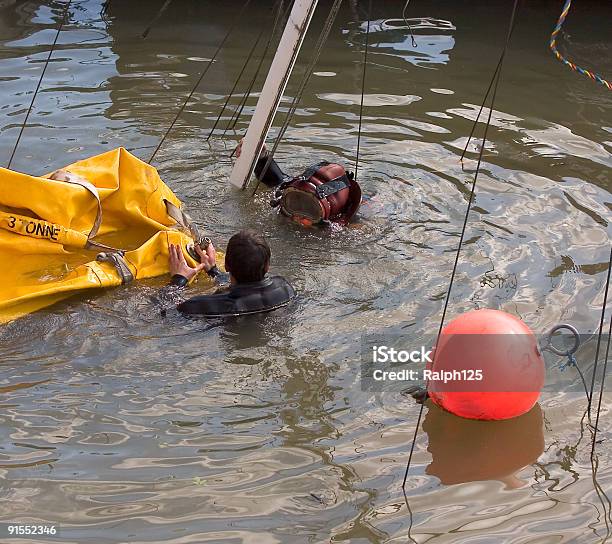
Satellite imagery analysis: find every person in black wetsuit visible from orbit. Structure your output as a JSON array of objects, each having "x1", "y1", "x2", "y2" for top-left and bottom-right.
[
  {"x1": 167, "y1": 230, "x2": 295, "y2": 317},
  {"x1": 236, "y1": 142, "x2": 362, "y2": 226}
]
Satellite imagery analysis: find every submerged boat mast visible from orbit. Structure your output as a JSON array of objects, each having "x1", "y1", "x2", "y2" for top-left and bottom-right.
[{"x1": 229, "y1": 0, "x2": 319, "y2": 189}]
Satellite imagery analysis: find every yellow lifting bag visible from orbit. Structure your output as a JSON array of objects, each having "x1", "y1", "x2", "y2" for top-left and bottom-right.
[{"x1": 0, "y1": 147, "x2": 218, "y2": 323}]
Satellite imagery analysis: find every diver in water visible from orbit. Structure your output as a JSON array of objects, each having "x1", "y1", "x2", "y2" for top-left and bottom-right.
[
  {"x1": 236, "y1": 141, "x2": 362, "y2": 227},
  {"x1": 167, "y1": 230, "x2": 295, "y2": 317}
]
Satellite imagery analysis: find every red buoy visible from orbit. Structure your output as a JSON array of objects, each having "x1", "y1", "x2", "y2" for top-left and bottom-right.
[{"x1": 427, "y1": 309, "x2": 545, "y2": 420}]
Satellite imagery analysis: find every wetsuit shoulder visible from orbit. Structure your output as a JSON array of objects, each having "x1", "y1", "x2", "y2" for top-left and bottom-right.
[{"x1": 177, "y1": 275, "x2": 296, "y2": 317}]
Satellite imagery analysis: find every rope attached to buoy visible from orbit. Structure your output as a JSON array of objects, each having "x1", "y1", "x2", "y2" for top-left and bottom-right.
[
  {"x1": 402, "y1": 0, "x2": 521, "y2": 490},
  {"x1": 544, "y1": 323, "x2": 591, "y2": 401},
  {"x1": 549, "y1": 0, "x2": 611, "y2": 90}
]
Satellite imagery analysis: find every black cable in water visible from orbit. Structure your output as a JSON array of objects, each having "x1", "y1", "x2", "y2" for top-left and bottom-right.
[
  {"x1": 206, "y1": 23, "x2": 268, "y2": 141},
  {"x1": 401, "y1": 401, "x2": 424, "y2": 489},
  {"x1": 460, "y1": 56, "x2": 502, "y2": 162},
  {"x1": 588, "y1": 245, "x2": 612, "y2": 419},
  {"x1": 437, "y1": 0, "x2": 519, "y2": 338},
  {"x1": 251, "y1": 0, "x2": 344, "y2": 196},
  {"x1": 401, "y1": 487, "x2": 419, "y2": 544},
  {"x1": 7, "y1": 0, "x2": 72, "y2": 170},
  {"x1": 223, "y1": 0, "x2": 292, "y2": 136},
  {"x1": 148, "y1": 0, "x2": 253, "y2": 164},
  {"x1": 402, "y1": 0, "x2": 521, "y2": 490},
  {"x1": 589, "y1": 318, "x2": 612, "y2": 532},
  {"x1": 401, "y1": 0, "x2": 417, "y2": 48},
  {"x1": 590, "y1": 246, "x2": 612, "y2": 453},
  {"x1": 142, "y1": 0, "x2": 173, "y2": 39},
  {"x1": 224, "y1": 61, "x2": 258, "y2": 135},
  {"x1": 460, "y1": 11, "x2": 519, "y2": 163},
  {"x1": 590, "y1": 453, "x2": 612, "y2": 532},
  {"x1": 354, "y1": 0, "x2": 371, "y2": 185}
]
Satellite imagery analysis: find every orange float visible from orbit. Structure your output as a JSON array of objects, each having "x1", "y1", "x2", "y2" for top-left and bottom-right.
[{"x1": 427, "y1": 309, "x2": 545, "y2": 420}]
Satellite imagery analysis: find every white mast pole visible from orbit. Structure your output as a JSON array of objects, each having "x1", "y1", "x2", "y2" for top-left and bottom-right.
[{"x1": 229, "y1": 0, "x2": 319, "y2": 189}]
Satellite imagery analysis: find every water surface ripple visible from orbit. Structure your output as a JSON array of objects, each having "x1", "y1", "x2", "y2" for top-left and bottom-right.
[{"x1": 0, "y1": 1, "x2": 610, "y2": 543}]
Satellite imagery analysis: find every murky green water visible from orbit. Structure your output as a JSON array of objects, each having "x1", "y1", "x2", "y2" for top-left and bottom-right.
[{"x1": 1, "y1": 0, "x2": 611, "y2": 542}]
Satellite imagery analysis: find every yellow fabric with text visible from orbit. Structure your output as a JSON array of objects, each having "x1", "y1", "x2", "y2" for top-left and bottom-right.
[{"x1": 0, "y1": 147, "x2": 215, "y2": 323}]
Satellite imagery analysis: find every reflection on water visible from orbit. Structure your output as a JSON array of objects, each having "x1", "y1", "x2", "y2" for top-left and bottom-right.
[
  {"x1": 424, "y1": 402, "x2": 545, "y2": 488},
  {"x1": 0, "y1": 0, "x2": 611, "y2": 542},
  {"x1": 317, "y1": 92, "x2": 421, "y2": 106},
  {"x1": 367, "y1": 18, "x2": 456, "y2": 67}
]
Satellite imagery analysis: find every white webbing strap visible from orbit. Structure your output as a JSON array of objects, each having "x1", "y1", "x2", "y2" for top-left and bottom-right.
[
  {"x1": 164, "y1": 199, "x2": 202, "y2": 244},
  {"x1": 50, "y1": 170, "x2": 103, "y2": 242}
]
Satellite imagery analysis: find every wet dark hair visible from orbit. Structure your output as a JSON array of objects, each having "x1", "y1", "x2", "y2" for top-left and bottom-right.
[{"x1": 224, "y1": 230, "x2": 271, "y2": 283}]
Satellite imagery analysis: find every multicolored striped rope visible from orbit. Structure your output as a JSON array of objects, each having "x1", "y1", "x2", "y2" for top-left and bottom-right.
[{"x1": 549, "y1": 0, "x2": 611, "y2": 90}]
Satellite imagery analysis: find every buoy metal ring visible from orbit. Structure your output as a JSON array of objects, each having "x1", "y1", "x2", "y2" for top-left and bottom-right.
[{"x1": 545, "y1": 324, "x2": 580, "y2": 356}]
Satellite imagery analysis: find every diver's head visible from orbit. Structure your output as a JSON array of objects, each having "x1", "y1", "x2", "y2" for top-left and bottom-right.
[
  {"x1": 273, "y1": 162, "x2": 362, "y2": 226},
  {"x1": 225, "y1": 230, "x2": 271, "y2": 284}
]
